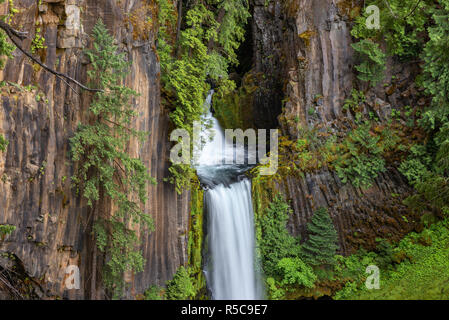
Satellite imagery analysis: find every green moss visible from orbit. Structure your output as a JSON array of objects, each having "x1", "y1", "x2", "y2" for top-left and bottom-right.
[
  {"x1": 212, "y1": 72, "x2": 259, "y2": 130},
  {"x1": 187, "y1": 176, "x2": 207, "y2": 298}
]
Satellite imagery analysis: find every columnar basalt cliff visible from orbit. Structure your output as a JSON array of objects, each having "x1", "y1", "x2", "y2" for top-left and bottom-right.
[
  {"x1": 0, "y1": 0, "x2": 189, "y2": 299},
  {"x1": 250, "y1": 0, "x2": 422, "y2": 254},
  {"x1": 0, "y1": 0, "x2": 438, "y2": 301}
]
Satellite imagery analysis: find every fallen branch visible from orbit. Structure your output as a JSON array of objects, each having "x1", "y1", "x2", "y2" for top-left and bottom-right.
[{"x1": 0, "y1": 21, "x2": 102, "y2": 93}]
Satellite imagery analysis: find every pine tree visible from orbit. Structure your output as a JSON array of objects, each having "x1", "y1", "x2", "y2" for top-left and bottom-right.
[
  {"x1": 259, "y1": 195, "x2": 301, "y2": 276},
  {"x1": 301, "y1": 208, "x2": 339, "y2": 267}
]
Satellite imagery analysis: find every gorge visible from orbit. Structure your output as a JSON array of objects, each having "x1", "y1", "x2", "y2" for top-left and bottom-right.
[{"x1": 1, "y1": 0, "x2": 449, "y2": 300}]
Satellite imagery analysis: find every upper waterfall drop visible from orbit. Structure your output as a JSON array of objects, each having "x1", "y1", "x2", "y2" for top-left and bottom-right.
[{"x1": 195, "y1": 90, "x2": 263, "y2": 300}]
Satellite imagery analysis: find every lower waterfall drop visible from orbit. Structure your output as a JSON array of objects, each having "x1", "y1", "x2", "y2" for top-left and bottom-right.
[{"x1": 196, "y1": 90, "x2": 263, "y2": 300}]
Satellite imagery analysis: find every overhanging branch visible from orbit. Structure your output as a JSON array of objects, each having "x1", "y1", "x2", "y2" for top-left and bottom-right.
[{"x1": 0, "y1": 21, "x2": 103, "y2": 93}]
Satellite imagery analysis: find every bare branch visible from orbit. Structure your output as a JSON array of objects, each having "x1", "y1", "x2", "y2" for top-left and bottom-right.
[{"x1": 0, "y1": 21, "x2": 103, "y2": 93}]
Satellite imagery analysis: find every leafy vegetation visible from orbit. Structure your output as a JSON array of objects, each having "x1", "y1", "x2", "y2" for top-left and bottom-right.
[
  {"x1": 334, "y1": 121, "x2": 386, "y2": 188},
  {"x1": 0, "y1": 134, "x2": 8, "y2": 152},
  {"x1": 335, "y1": 219, "x2": 449, "y2": 300},
  {"x1": 397, "y1": 0, "x2": 449, "y2": 215},
  {"x1": 70, "y1": 21, "x2": 156, "y2": 298},
  {"x1": 0, "y1": 224, "x2": 15, "y2": 239},
  {"x1": 351, "y1": 39, "x2": 386, "y2": 86},
  {"x1": 144, "y1": 285, "x2": 164, "y2": 300},
  {"x1": 351, "y1": 0, "x2": 431, "y2": 60},
  {"x1": 0, "y1": 0, "x2": 16, "y2": 69},
  {"x1": 165, "y1": 266, "x2": 197, "y2": 300}
]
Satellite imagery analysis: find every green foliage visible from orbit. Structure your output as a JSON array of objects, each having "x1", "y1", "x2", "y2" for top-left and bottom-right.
[
  {"x1": 351, "y1": 0, "x2": 431, "y2": 60},
  {"x1": 401, "y1": 1, "x2": 449, "y2": 214},
  {"x1": 70, "y1": 21, "x2": 156, "y2": 298},
  {"x1": 399, "y1": 144, "x2": 432, "y2": 186},
  {"x1": 0, "y1": 0, "x2": 15, "y2": 69},
  {"x1": 276, "y1": 257, "x2": 317, "y2": 288},
  {"x1": 301, "y1": 208, "x2": 339, "y2": 267},
  {"x1": 335, "y1": 219, "x2": 449, "y2": 300},
  {"x1": 0, "y1": 224, "x2": 16, "y2": 237},
  {"x1": 144, "y1": 285, "x2": 163, "y2": 300},
  {"x1": 0, "y1": 134, "x2": 8, "y2": 152},
  {"x1": 166, "y1": 164, "x2": 196, "y2": 195},
  {"x1": 335, "y1": 122, "x2": 386, "y2": 188},
  {"x1": 421, "y1": 0, "x2": 449, "y2": 131},
  {"x1": 265, "y1": 277, "x2": 286, "y2": 300},
  {"x1": 351, "y1": 39, "x2": 386, "y2": 86},
  {"x1": 165, "y1": 266, "x2": 197, "y2": 300},
  {"x1": 259, "y1": 194, "x2": 301, "y2": 276},
  {"x1": 31, "y1": 27, "x2": 46, "y2": 54},
  {"x1": 343, "y1": 89, "x2": 366, "y2": 112}
]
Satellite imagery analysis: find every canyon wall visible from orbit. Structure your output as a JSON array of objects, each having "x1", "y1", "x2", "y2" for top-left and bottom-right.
[
  {"x1": 250, "y1": 0, "x2": 422, "y2": 253},
  {"x1": 0, "y1": 0, "x2": 189, "y2": 299}
]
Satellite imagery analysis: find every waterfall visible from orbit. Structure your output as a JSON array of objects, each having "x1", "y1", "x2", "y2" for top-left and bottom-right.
[{"x1": 196, "y1": 90, "x2": 263, "y2": 300}]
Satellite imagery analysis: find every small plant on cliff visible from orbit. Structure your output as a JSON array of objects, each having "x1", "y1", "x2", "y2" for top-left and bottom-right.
[
  {"x1": 0, "y1": 134, "x2": 8, "y2": 152},
  {"x1": 0, "y1": 224, "x2": 16, "y2": 240},
  {"x1": 334, "y1": 122, "x2": 386, "y2": 188},
  {"x1": 351, "y1": 39, "x2": 386, "y2": 86},
  {"x1": 301, "y1": 208, "x2": 339, "y2": 267},
  {"x1": 30, "y1": 27, "x2": 46, "y2": 54},
  {"x1": 144, "y1": 285, "x2": 164, "y2": 300},
  {"x1": 276, "y1": 257, "x2": 317, "y2": 288},
  {"x1": 70, "y1": 21, "x2": 156, "y2": 298}
]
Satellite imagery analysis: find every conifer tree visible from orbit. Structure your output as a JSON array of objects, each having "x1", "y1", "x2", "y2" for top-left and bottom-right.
[
  {"x1": 301, "y1": 208, "x2": 339, "y2": 267},
  {"x1": 259, "y1": 195, "x2": 301, "y2": 276},
  {"x1": 70, "y1": 21, "x2": 156, "y2": 298}
]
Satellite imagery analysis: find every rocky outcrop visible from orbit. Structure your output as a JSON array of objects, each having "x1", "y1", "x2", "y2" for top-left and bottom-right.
[
  {"x1": 250, "y1": 0, "x2": 422, "y2": 253},
  {"x1": 0, "y1": 0, "x2": 189, "y2": 299}
]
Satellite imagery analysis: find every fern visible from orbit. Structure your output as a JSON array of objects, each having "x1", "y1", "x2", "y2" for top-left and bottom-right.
[{"x1": 351, "y1": 39, "x2": 386, "y2": 86}]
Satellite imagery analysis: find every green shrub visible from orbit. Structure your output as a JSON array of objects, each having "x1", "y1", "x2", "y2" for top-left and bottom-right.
[
  {"x1": 335, "y1": 122, "x2": 386, "y2": 188},
  {"x1": 351, "y1": 0, "x2": 430, "y2": 60},
  {"x1": 351, "y1": 39, "x2": 386, "y2": 86},
  {"x1": 343, "y1": 89, "x2": 365, "y2": 113},
  {"x1": 0, "y1": 224, "x2": 16, "y2": 238},
  {"x1": 399, "y1": 145, "x2": 432, "y2": 186},
  {"x1": 276, "y1": 257, "x2": 316, "y2": 289},
  {"x1": 144, "y1": 285, "x2": 164, "y2": 300},
  {"x1": 166, "y1": 266, "x2": 196, "y2": 300}
]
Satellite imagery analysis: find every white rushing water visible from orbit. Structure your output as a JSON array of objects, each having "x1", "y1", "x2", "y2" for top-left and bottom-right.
[{"x1": 196, "y1": 91, "x2": 262, "y2": 300}]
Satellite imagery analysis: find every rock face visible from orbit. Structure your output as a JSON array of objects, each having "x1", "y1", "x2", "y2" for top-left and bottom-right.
[
  {"x1": 250, "y1": 0, "x2": 422, "y2": 253},
  {"x1": 0, "y1": 0, "x2": 189, "y2": 299}
]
